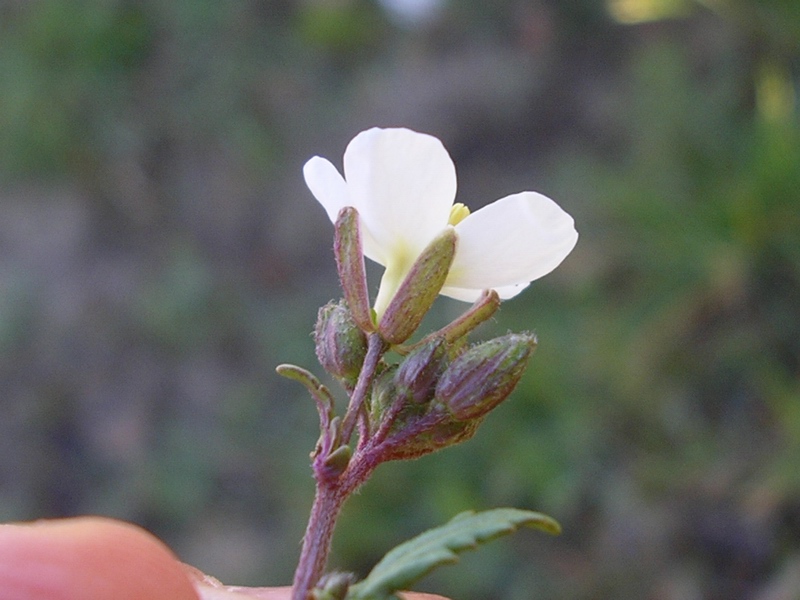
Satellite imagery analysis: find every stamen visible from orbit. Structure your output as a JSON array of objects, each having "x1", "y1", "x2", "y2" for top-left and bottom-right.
[{"x1": 448, "y1": 203, "x2": 470, "y2": 226}]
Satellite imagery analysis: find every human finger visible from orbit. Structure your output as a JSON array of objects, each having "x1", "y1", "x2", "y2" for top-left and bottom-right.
[{"x1": 0, "y1": 516, "x2": 199, "y2": 600}]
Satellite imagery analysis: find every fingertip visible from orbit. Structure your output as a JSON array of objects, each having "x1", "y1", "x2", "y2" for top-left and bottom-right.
[{"x1": 0, "y1": 516, "x2": 198, "y2": 600}]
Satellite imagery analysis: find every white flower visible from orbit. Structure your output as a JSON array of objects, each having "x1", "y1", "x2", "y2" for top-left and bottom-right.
[{"x1": 303, "y1": 127, "x2": 578, "y2": 318}]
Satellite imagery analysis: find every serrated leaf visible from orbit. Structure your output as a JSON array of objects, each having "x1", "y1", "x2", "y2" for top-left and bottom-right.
[{"x1": 346, "y1": 508, "x2": 560, "y2": 600}]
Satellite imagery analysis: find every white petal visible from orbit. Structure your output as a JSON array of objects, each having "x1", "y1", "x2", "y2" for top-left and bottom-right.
[
  {"x1": 439, "y1": 282, "x2": 530, "y2": 303},
  {"x1": 303, "y1": 156, "x2": 350, "y2": 223},
  {"x1": 303, "y1": 154, "x2": 385, "y2": 265},
  {"x1": 342, "y1": 128, "x2": 456, "y2": 261},
  {"x1": 438, "y1": 285, "x2": 483, "y2": 302},
  {"x1": 493, "y1": 282, "x2": 531, "y2": 299},
  {"x1": 446, "y1": 191, "x2": 578, "y2": 290}
]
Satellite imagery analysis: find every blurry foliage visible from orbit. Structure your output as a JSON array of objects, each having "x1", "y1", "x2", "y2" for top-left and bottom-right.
[
  {"x1": 0, "y1": 1, "x2": 151, "y2": 173},
  {"x1": 1, "y1": 0, "x2": 799, "y2": 599}
]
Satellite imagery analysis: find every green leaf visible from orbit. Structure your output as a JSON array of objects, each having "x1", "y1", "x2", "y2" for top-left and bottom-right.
[
  {"x1": 275, "y1": 363, "x2": 335, "y2": 424},
  {"x1": 346, "y1": 508, "x2": 560, "y2": 600}
]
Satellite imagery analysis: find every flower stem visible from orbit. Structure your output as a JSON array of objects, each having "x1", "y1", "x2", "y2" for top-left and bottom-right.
[
  {"x1": 291, "y1": 447, "x2": 383, "y2": 600},
  {"x1": 292, "y1": 333, "x2": 387, "y2": 599},
  {"x1": 339, "y1": 333, "x2": 385, "y2": 445},
  {"x1": 291, "y1": 481, "x2": 347, "y2": 600}
]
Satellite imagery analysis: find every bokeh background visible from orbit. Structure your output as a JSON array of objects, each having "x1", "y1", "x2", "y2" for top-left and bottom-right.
[{"x1": 1, "y1": 0, "x2": 799, "y2": 598}]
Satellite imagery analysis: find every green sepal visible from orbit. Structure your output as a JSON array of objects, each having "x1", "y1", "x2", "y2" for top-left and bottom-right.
[
  {"x1": 334, "y1": 207, "x2": 374, "y2": 333},
  {"x1": 346, "y1": 508, "x2": 561, "y2": 600},
  {"x1": 378, "y1": 227, "x2": 456, "y2": 345}
]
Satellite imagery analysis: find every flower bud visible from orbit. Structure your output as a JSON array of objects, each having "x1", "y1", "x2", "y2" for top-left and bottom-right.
[
  {"x1": 321, "y1": 444, "x2": 351, "y2": 478},
  {"x1": 437, "y1": 289, "x2": 501, "y2": 345},
  {"x1": 378, "y1": 227, "x2": 456, "y2": 344},
  {"x1": 312, "y1": 572, "x2": 356, "y2": 600},
  {"x1": 367, "y1": 365, "x2": 398, "y2": 430},
  {"x1": 381, "y1": 417, "x2": 482, "y2": 462},
  {"x1": 394, "y1": 337, "x2": 446, "y2": 404},
  {"x1": 435, "y1": 333, "x2": 536, "y2": 420},
  {"x1": 314, "y1": 300, "x2": 367, "y2": 387}
]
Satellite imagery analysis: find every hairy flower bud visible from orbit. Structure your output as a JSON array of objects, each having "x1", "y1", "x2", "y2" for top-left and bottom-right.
[
  {"x1": 367, "y1": 365, "x2": 398, "y2": 431},
  {"x1": 380, "y1": 417, "x2": 482, "y2": 462},
  {"x1": 314, "y1": 301, "x2": 367, "y2": 387},
  {"x1": 435, "y1": 333, "x2": 536, "y2": 420},
  {"x1": 394, "y1": 337, "x2": 446, "y2": 404}
]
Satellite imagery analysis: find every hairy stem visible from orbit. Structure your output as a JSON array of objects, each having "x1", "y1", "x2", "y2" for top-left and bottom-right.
[
  {"x1": 291, "y1": 482, "x2": 346, "y2": 600},
  {"x1": 292, "y1": 333, "x2": 387, "y2": 599},
  {"x1": 290, "y1": 447, "x2": 384, "y2": 599}
]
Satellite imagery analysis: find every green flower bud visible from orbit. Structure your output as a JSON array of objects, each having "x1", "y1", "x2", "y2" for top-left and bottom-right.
[
  {"x1": 378, "y1": 227, "x2": 456, "y2": 344},
  {"x1": 435, "y1": 333, "x2": 537, "y2": 420},
  {"x1": 321, "y1": 444, "x2": 351, "y2": 478},
  {"x1": 314, "y1": 301, "x2": 367, "y2": 387},
  {"x1": 394, "y1": 337, "x2": 446, "y2": 404},
  {"x1": 312, "y1": 572, "x2": 356, "y2": 600}
]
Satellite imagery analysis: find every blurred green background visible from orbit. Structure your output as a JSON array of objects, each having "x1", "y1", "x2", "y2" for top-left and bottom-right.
[{"x1": 1, "y1": 0, "x2": 799, "y2": 598}]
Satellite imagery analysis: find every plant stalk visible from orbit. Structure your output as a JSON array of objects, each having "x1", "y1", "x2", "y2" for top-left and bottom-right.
[
  {"x1": 291, "y1": 480, "x2": 347, "y2": 600},
  {"x1": 292, "y1": 332, "x2": 387, "y2": 599},
  {"x1": 340, "y1": 333, "x2": 385, "y2": 446}
]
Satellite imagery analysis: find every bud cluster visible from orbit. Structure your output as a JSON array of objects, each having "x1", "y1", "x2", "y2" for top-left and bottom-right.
[
  {"x1": 281, "y1": 206, "x2": 538, "y2": 479},
  {"x1": 370, "y1": 331, "x2": 536, "y2": 462}
]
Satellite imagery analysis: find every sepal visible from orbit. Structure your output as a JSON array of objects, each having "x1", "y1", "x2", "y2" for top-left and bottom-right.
[
  {"x1": 378, "y1": 228, "x2": 456, "y2": 344},
  {"x1": 419, "y1": 289, "x2": 501, "y2": 348},
  {"x1": 334, "y1": 207, "x2": 374, "y2": 332}
]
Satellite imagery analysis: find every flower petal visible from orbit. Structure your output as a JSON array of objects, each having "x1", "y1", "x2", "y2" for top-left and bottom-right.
[
  {"x1": 446, "y1": 191, "x2": 578, "y2": 290},
  {"x1": 437, "y1": 285, "x2": 482, "y2": 302},
  {"x1": 342, "y1": 128, "x2": 457, "y2": 262},
  {"x1": 304, "y1": 155, "x2": 385, "y2": 265},
  {"x1": 303, "y1": 156, "x2": 351, "y2": 224},
  {"x1": 440, "y1": 282, "x2": 529, "y2": 302}
]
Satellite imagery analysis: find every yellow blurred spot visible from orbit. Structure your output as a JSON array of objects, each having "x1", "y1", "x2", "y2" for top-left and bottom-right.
[
  {"x1": 757, "y1": 63, "x2": 796, "y2": 124},
  {"x1": 448, "y1": 203, "x2": 470, "y2": 226},
  {"x1": 607, "y1": 0, "x2": 691, "y2": 23}
]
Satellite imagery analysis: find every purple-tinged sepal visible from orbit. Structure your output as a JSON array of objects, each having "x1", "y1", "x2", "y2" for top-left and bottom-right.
[
  {"x1": 433, "y1": 289, "x2": 500, "y2": 346},
  {"x1": 378, "y1": 227, "x2": 456, "y2": 344},
  {"x1": 334, "y1": 207, "x2": 374, "y2": 333}
]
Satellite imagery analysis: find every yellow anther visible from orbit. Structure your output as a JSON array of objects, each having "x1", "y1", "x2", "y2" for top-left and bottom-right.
[{"x1": 448, "y1": 203, "x2": 470, "y2": 226}]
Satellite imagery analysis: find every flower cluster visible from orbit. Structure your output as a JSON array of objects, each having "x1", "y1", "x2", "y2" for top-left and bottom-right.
[{"x1": 283, "y1": 127, "x2": 577, "y2": 600}]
